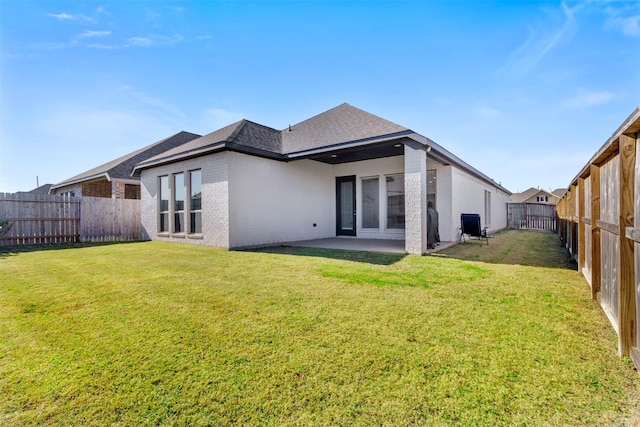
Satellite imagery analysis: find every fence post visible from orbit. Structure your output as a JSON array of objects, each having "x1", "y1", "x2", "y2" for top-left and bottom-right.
[
  {"x1": 590, "y1": 164, "x2": 601, "y2": 300},
  {"x1": 578, "y1": 178, "x2": 586, "y2": 272},
  {"x1": 618, "y1": 134, "x2": 636, "y2": 357}
]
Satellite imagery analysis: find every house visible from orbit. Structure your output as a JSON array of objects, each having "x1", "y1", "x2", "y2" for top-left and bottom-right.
[
  {"x1": 510, "y1": 187, "x2": 561, "y2": 205},
  {"x1": 49, "y1": 131, "x2": 201, "y2": 199},
  {"x1": 14, "y1": 184, "x2": 53, "y2": 195},
  {"x1": 132, "y1": 103, "x2": 511, "y2": 254}
]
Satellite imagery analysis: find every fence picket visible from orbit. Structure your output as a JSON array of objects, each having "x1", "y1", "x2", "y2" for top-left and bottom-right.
[
  {"x1": 507, "y1": 203, "x2": 557, "y2": 232},
  {"x1": 0, "y1": 193, "x2": 140, "y2": 247}
]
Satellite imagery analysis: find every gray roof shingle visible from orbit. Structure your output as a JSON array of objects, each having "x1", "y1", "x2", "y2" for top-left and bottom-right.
[
  {"x1": 136, "y1": 120, "x2": 284, "y2": 168},
  {"x1": 51, "y1": 131, "x2": 201, "y2": 189},
  {"x1": 136, "y1": 103, "x2": 410, "y2": 170},
  {"x1": 282, "y1": 103, "x2": 409, "y2": 154}
]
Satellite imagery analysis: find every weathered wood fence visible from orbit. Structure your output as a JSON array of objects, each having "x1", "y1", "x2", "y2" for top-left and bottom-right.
[
  {"x1": 0, "y1": 193, "x2": 141, "y2": 247},
  {"x1": 556, "y1": 106, "x2": 639, "y2": 370},
  {"x1": 507, "y1": 203, "x2": 557, "y2": 231}
]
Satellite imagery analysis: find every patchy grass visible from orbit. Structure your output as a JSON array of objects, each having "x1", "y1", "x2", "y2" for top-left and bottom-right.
[{"x1": 1, "y1": 230, "x2": 639, "y2": 426}]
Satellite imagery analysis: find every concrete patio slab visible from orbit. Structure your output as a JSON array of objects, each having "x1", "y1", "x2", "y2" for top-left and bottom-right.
[{"x1": 282, "y1": 237, "x2": 457, "y2": 254}]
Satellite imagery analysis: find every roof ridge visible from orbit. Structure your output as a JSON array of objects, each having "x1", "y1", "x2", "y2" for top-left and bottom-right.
[{"x1": 282, "y1": 102, "x2": 351, "y2": 131}]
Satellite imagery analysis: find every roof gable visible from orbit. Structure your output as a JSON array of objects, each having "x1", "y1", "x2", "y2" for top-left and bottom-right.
[
  {"x1": 281, "y1": 103, "x2": 409, "y2": 154},
  {"x1": 511, "y1": 187, "x2": 557, "y2": 203}
]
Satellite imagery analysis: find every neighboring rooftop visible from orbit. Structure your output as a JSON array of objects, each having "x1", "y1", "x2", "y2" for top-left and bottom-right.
[
  {"x1": 510, "y1": 187, "x2": 560, "y2": 203},
  {"x1": 50, "y1": 131, "x2": 201, "y2": 191}
]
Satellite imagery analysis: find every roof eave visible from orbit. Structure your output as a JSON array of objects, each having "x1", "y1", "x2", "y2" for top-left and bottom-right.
[
  {"x1": 426, "y1": 140, "x2": 512, "y2": 195},
  {"x1": 50, "y1": 172, "x2": 110, "y2": 191},
  {"x1": 133, "y1": 142, "x2": 227, "y2": 174},
  {"x1": 132, "y1": 142, "x2": 287, "y2": 174},
  {"x1": 286, "y1": 130, "x2": 419, "y2": 159}
]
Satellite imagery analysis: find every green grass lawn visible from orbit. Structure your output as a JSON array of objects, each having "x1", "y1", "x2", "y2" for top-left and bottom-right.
[{"x1": 1, "y1": 230, "x2": 639, "y2": 426}]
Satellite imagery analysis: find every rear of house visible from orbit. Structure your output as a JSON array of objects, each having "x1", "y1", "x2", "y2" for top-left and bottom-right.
[{"x1": 134, "y1": 104, "x2": 510, "y2": 254}]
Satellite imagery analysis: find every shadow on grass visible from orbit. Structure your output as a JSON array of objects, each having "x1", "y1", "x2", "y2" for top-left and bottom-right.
[
  {"x1": 0, "y1": 241, "x2": 146, "y2": 260},
  {"x1": 436, "y1": 229, "x2": 578, "y2": 270},
  {"x1": 247, "y1": 245, "x2": 407, "y2": 266}
]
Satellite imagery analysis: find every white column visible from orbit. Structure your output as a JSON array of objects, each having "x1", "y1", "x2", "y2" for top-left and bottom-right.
[{"x1": 404, "y1": 141, "x2": 428, "y2": 254}]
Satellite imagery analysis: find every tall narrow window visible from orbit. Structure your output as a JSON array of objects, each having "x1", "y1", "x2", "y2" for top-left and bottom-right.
[
  {"x1": 174, "y1": 173, "x2": 185, "y2": 233},
  {"x1": 484, "y1": 190, "x2": 491, "y2": 227},
  {"x1": 159, "y1": 176, "x2": 169, "y2": 232},
  {"x1": 386, "y1": 174, "x2": 405, "y2": 229},
  {"x1": 362, "y1": 177, "x2": 379, "y2": 228},
  {"x1": 189, "y1": 170, "x2": 202, "y2": 234}
]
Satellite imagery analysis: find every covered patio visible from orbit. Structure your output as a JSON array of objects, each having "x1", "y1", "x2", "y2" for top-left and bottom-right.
[{"x1": 282, "y1": 237, "x2": 456, "y2": 254}]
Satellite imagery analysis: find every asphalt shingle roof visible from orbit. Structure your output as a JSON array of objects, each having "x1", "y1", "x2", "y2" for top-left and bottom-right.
[
  {"x1": 281, "y1": 103, "x2": 410, "y2": 154},
  {"x1": 140, "y1": 103, "x2": 408, "y2": 166},
  {"x1": 51, "y1": 131, "x2": 201, "y2": 189}
]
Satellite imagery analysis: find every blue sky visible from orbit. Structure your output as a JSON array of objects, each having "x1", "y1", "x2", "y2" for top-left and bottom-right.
[{"x1": 1, "y1": 0, "x2": 638, "y2": 194}]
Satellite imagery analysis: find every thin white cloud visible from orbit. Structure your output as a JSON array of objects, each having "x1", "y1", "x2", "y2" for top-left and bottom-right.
[
  {"x1": 117, "y1": 86, "x2": 186, "y2": 119},
  {"x1": 78, "y1": 30, "x2": 111, "y2": 38},
  {"x1": 48, "y1": 12, "x2": 73, "y2": 20},
  {"x1": 499, "y1": 1, "x2": 582, "y2": 77},
  {"x1": 603, "y1": 1, "x2": 640, "y2": 37},
  {"x1": 561, "y1": 90, "x2": 615, "y2": 109},
  {"x1": 200, "y1": 108, "x2": 244, "y2": 129},
  {"x1": 48, "y1": 11, "x2": 95, "y2": 24},
  {"x1": 87, "y1": 43, "x2": 119, "y2": 50},
  {"x1": 126, "y1": 37, "x2": 153, "y2": 47},
  {"x1": 614, "y1": 14, "x2": 640, "y2": 36}
]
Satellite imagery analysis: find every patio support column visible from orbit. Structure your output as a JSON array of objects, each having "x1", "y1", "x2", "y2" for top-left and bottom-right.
[{"x1": 404, "y1": 141, "x2": 428, "y2": 254}]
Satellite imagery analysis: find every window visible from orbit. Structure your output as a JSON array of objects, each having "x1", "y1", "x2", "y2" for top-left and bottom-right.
[
  {"x1": 362, "y1": 177, "x2": 379, "y2": 228},
  {"x1": 159, "y1": 176, "x2": 169, "y2": 232},
  {"x1": 189, "y1": 170, "x2": 202, "y2": 234},
  {"x1": 386, "y1": 174, "x2": 405, "y2": 229},
  {"x1": 484, "y1": 190, "x2": 491, "y2": 227},
  {"x1": 173, "y1": 173, "x2": 185, "y2": 233}
]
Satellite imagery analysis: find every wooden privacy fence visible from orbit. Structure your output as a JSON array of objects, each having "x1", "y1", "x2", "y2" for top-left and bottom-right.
[
  {"x1": 507, "y1": 203, "x2": 557, "y2": 232},
  {"x1": 556, "y1": 106, "x2": 640, "y2": 369},
  {"x1": 0, "y1": 193, "x2": 141, "y2": 247}
]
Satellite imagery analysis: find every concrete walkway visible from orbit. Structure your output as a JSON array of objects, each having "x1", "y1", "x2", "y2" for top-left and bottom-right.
[{"x1": 282, "y1": 237, "x2": 457, "y2": 254}]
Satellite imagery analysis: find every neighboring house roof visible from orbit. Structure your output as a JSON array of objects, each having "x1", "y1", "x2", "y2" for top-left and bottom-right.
[
  {"x1": 25, "y1": 184, "x2": 53, "y2": 195},
  {"x1": 50, "y1": 131, "x2": 201, "y2": 192},
  {"x1": 510, "y1": 187, "x2": 557, "y2": 203},
  {"x1": 552, "y1": 188, "x2": 566, "y2": 198},
  {"x1": 132, "y1": 103, "x2": 511, "y2": 195}
]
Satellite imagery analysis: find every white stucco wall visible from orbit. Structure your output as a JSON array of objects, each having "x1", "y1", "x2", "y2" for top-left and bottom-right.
[
  {"x1": 450, "y1": 167, "x2": 510, "y2": 241},
  {"x1": 430, "y1": 162, "x2": 453, "y2": 242},
  {"x1": 226, "y1": 153, "x2": 334, "y2": 248}
]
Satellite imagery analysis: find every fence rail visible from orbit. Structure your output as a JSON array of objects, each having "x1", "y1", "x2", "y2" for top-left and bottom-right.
[
  {"x1": 507, "y1": 203, "x2": 557, "y2": 232},
  {"x1": 556, "y1": 106, "x2": 639, "y2": 370},
  {"x1": 0, "y1": 193, "x2": 140, "y2": 247}
]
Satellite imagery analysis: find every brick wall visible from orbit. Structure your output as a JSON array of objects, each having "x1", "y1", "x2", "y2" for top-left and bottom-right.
[
  {"x1": 125, "y1": 184, "x2": 140, "y2": 200},
  {"x1": 140, "y1": 152, "x2": 230, "y2": 248},
  {"x1": 82, "y1": 179, "x2": 113, "y2": 198}
]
